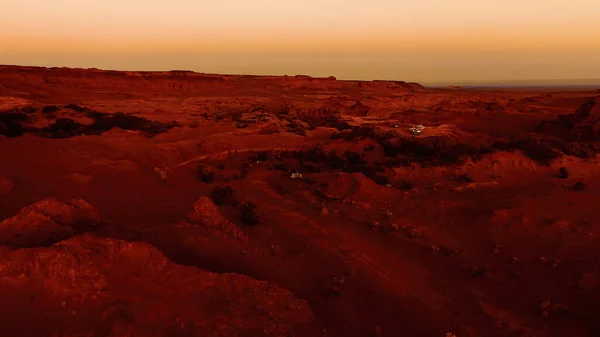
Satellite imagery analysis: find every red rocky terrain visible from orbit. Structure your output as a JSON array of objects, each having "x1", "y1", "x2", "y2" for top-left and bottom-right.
[{"x1": 1, "y1": 65, "x2": 600, "y2": 336}]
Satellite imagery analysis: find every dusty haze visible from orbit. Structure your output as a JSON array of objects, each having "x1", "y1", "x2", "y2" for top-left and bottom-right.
[{"x1": 2, "y1": 0, "x2": 600, "y2": 84}]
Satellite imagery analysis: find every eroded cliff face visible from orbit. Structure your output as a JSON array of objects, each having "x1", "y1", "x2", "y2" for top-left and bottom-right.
[{"x1": 0, "y1": 65, "x2": 425, "y2": 97}]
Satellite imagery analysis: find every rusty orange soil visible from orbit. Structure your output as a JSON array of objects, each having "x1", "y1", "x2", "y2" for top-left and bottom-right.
[{"x1": 1, "y1": 65, "x2": 600, "y2": 337}]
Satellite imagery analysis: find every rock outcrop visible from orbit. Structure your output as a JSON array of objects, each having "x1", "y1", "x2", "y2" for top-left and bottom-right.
[
  {"x1": 326, "y1": 172, "x2": 396, "y2": 202},
  {"x1": 536, "y1": 98, "x2": 600, "y2": 141},
  {"x1": 185, "y1": 196, "x2": 248, "y2": 242},
  {"x1": 0, "y1": 234, "x2": 317, "y2": 337},
  {"x1": 0, "y1": 198, "x2": 102, "y2": 247}
]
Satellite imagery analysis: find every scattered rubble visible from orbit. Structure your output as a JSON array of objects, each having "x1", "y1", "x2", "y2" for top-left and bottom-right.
[{"x1": 539, "y1": 301, "x2": 569, "y2": 317}]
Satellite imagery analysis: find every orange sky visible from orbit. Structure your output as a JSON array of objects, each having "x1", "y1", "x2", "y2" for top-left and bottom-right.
[{"x1": 1, "y1": 0, "x2": 600, "y2": 84}]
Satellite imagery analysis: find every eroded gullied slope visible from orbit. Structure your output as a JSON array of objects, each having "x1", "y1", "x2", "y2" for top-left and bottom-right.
[{"x1": 0, "y1": 200, "x2": 317, "y2": 337}]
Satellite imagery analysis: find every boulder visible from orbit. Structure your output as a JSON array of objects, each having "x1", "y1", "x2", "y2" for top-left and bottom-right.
[{"x1": 185, "y1": 196, "x2": 248, "y2": 242}]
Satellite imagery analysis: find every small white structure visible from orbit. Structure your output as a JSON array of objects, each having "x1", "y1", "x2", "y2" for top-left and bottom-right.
[
  {"x1": 409, "y1": 127, "x2": 422, "y2": 135},
  {"x1": 290, "y1": 172, "x2": 303, "y2": 180},
  {"x1": 409, "y1": 124, "x2": 425, "y2": 135}
]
